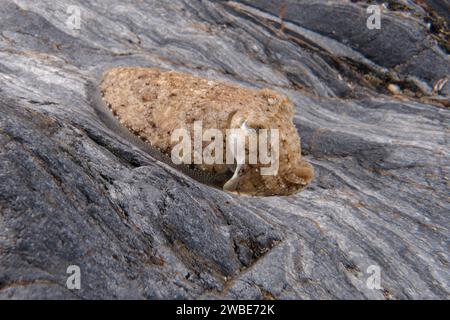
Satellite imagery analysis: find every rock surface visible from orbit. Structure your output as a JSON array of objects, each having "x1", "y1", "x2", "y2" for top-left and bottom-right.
[{"x1": 0, "y1": 0, "x2": 448, "y2": 299}]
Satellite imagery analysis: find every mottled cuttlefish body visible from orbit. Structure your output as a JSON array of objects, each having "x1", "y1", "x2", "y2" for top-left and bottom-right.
[{"x1": 100, "y1": 67, "x2": 314, "y2": 196}]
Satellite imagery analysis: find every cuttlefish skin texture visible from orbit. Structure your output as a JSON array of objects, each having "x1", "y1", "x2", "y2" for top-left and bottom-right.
[{"x1": 100, "y1": 67, "x2": 314, "y2": 196}]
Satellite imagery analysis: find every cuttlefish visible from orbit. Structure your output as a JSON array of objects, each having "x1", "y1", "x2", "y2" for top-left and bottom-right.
[{"x1": 98, "y1": 67, "x2": 314, "y2": 196}]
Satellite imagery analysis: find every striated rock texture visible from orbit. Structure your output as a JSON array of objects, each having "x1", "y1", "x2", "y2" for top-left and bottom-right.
[{"x1": 0, "y1": 0, "x2": 448, "y2": 299}]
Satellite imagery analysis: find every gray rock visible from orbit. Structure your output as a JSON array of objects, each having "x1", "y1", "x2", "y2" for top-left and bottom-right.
[{"x1": 0, "y1": 0, "x2": 448, "y2": 299}]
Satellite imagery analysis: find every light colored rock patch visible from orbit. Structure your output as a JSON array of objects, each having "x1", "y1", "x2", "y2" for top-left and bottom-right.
[{"x1": 101, "y1": 67, "x2": 314, "y2": 196}]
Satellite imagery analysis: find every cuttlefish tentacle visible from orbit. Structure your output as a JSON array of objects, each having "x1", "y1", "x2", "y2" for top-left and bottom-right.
[{"x1": 223, "y1": 120, "x2": 256, "y2": 193}]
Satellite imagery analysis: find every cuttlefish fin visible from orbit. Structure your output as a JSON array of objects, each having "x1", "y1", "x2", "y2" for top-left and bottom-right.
[{"x1": 223, "y1": 121, "x2": 256, "y2": 192}]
